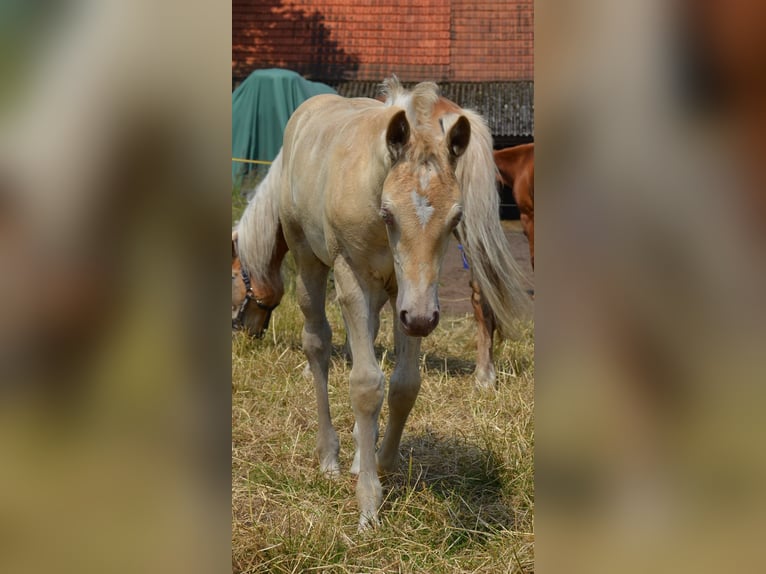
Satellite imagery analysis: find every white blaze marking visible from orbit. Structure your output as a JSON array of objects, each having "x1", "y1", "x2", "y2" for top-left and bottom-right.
[
  {"x1": 419, "y1": 164, "x2": 433, "y2": 191},
  {"x1": 411, "y1": 190, "x2": 434, "y2": 227}
]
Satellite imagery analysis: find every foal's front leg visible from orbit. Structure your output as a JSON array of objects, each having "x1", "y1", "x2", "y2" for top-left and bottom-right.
[
  {"x1": 377, "y1": 316, "x2": 422, "y2": 473},
  {"x1": 333, "y1": 257, "x2": 387, "y2": 530}
]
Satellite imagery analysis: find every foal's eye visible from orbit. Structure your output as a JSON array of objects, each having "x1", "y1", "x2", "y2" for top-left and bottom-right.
[
  {"x1": 450, "y1": 209, "x2": 463, "y2": 229},
  {"x1": 380, "y1": 206, "x2": 394, "y2": 226}
]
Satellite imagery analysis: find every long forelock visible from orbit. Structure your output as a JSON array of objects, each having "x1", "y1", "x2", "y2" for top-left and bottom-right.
[
  {"x1": 395, "y1": 135, "x2": 460, "y2": 215},
  {"x1": 380, "y1": 76, "x2": 405, "y2": 104},
  {"x1": 382, "y1": 77, "x2": 457, "y2": 205},
  {"x1": 404, "y1": 133, "x2": 444, "y2": 170},
  {"x1": 381, "y1": 77, "x2": 441, "y2": 132},
  {"x1": 409, "y1": 81, "x2": 440, "y2": 129}
]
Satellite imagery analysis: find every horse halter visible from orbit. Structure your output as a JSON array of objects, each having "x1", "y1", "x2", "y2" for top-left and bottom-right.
[{"x1": 232, "y1": 264, "x2": 278, "y2": 337}]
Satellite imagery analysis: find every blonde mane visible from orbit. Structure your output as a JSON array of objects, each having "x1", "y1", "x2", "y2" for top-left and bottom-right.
[
  {"x1": 235, "y1": 151, "x2": 283, "y2": 289},
  {"x1": 452, "y1": 107, "x2": 531, "y2": 336}
]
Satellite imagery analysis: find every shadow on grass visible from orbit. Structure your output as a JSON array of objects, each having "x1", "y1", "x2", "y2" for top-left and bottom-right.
[
  {"x1": 420, "y1": 352, "x2": 477, "y2": 377},
  {"x1": 384, "y1": 430, "x2": 519, "y2": 546},
  {"x1": 368, "y1": 346, "x2": 477, "y2": 378}
]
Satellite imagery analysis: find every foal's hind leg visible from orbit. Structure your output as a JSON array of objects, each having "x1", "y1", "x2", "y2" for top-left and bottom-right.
[
  {"x1": 470, "y1": 277, "x2": 497, "y2": 389},
  {"x1": 333, "y1": 256, "x2": 388, "y2": 530},
  {"x1": 377, "y1": 314, "x2": 422, "y2": 474},
  {"x1": 295, "y1": 256, "x2": 338, "y2": 476}
]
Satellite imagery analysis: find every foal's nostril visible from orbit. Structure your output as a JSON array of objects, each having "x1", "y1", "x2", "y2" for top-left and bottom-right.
[{"x1": 399, "y1": 308, "x2": 440, "y2": 336}]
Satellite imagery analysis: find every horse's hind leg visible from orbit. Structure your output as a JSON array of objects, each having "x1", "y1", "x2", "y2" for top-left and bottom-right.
[
  {"x1": 333, "y1": 256, "x2": 387, "y2": 530},
  {"x1": 377, "y1": 312, "x2": 422, "y2": 474},
  {"x1": 295, "y1": 255, "x2": 338, "y2": 476},
  {"x1": 470, "y1": 277, "x2": 497, "y2": 389}
]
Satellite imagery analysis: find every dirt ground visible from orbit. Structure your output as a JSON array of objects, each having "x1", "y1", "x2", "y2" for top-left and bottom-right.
[{"x1": 438, "y1": 220, "x2": 534, "y2": 316}]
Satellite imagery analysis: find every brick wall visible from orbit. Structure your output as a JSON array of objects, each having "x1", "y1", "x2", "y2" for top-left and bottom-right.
[
  {"x1": 232, "y1": 0, "x2": 533, "y2": 82},
  {"x1": 451, "y1": 0, "x2": 533, "y2": 81}
]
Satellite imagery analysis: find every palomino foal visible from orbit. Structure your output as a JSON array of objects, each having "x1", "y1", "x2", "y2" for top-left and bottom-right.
[
  {"x1": 281, "y1": 83, "x2": 468, "y2": 530},
  {"x1": 236, "y1": 79, "x2": 530, "y2": 529}
]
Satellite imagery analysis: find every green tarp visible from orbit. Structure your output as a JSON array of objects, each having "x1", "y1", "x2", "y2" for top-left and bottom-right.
[{"x1": 232, "y1": 68, "x2": 336, "y2": 182}]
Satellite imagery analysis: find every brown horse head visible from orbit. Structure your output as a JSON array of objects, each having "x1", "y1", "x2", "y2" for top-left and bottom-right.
[
  {"x1": 231, "y1": 230, "x2": 285, "y2": 338},
  {"x1": 380, "y1": 109, "x2": 471, "y2": 337}
]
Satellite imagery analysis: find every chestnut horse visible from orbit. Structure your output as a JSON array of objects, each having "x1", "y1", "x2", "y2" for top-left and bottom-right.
[
  {"x1": 464, "y1": 143, "x2": 535, "y2": 386},
  {"x1": 494, "y1": 143, "x2": 534, "y2": 268},
  {"x1": 234, "y1": 79, "x2": 529, "y2": 529},
  {"x1": 231, "y1": 155, "x2": 289, "y2": 337},
  {"x1": 462, "y1": 143, "x2": 535, "y2": 388}
]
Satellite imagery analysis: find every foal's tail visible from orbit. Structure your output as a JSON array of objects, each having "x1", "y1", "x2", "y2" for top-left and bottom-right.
[
  {"x1": 453, "y1": 111, "x2": 532, "y2": 337},
  {"x1": 235, "y1": 151, "x2": 283, "y2": 286}
]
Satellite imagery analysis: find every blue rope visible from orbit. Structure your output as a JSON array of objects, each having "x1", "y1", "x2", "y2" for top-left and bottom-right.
[{"x1": 458, "y1": 244, "x2": 469, "y2": 270}]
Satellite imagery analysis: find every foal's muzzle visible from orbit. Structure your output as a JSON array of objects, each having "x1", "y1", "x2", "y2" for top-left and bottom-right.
[{"x1": 399, "y1": 308, "x2": 440, "y2": 337}]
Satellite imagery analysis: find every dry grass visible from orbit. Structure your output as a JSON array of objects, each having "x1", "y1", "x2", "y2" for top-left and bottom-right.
[{"x1": 232, "y1": 264, "x2": 534, "y2": 573}]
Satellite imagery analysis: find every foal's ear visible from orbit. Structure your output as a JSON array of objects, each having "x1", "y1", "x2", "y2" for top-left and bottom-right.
[
  {"x1": 386, "y1": 110, "x2": 410, "y2": 161},
  {"x1": 231, "y1": 230, "x2": 239, "y2": 261},
  {"x1": 447, "y1": 115, "x2": 471, "y2": 160}
]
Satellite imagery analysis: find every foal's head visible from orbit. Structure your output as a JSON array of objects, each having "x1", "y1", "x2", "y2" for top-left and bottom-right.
[
  {"x1": 231, "y1": 231, "x2": 283, "y2": 338},
  {"x1": 380, "y1": 109, "x2": 471, "y2": 337}
]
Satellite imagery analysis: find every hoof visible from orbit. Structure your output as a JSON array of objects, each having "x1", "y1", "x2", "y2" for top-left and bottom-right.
[
  {"x1": 474, "y1": 368, "x2": 496, "y2": 390},
  {"x1": 376, "y1": 453, "x2": 400, "y2": 476},
  {"x1": 357, "y1": 510, "x2": 380, "y2": 532},
  {"x1": 320, "y1": 459, "x2": 340, "y2": 479}
]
